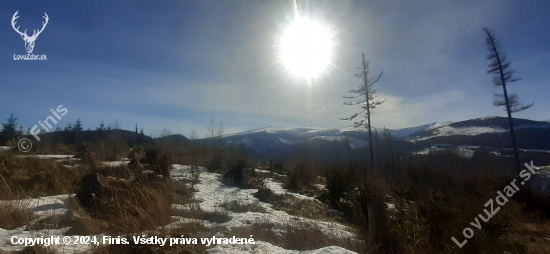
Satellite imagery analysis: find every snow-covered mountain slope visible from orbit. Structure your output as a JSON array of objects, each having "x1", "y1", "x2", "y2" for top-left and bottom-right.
[
  {"x1": 206, "y1": 117, "x2": 550, "y2": 159},
  {"x1": 406, "y1": 117, "x2": 550, "y2": 143},
  {"x1": 226, "y1": 126, "x2": 317, "y2": 137},
  {"x1": 391, "y1": 121, "x2": 454, "y2": 138}
]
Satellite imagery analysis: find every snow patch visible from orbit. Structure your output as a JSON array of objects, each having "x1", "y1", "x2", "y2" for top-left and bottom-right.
[
  {"x1": 171, "y1": 166, "x2": 355, "y2": 240},
  {"x1": 102, "y1": 160, "x2": 130, "y2": 167},
  {"x1": 207, "y1": 241, "x2": 358, "y2": 254},
  {"x1": 15, "y1": 154, "x2": 74, "y2": 159}
]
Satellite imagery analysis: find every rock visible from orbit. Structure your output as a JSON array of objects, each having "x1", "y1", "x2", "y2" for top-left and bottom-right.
[
  {"x1": 220, "y1": 200, "x2": 239, "y2": 211},
  {"x1": 527, "y1": 166, "x2": 550, "y2": 195},
  {"x1": 76, "y1": 173, "x2": 106, "y2": 208}
]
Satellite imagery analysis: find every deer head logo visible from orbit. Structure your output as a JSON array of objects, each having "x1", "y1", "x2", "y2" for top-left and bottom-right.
[{"x1": 11, "y1": 11, "x2": 49, "y2": 54}]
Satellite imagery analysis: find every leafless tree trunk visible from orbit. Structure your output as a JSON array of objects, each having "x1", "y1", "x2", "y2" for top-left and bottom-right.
[
  {"x1": 483, "y1": 28, "x2": 534, "y2": 174},
  {"x1": 341, "y1": 53, "x2": 385, "y2": 171}
]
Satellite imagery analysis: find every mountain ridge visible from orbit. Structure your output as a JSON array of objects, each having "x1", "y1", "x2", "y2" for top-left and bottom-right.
[{"x1": 212, "y1": 116, "x2": 550, "y2": 159}]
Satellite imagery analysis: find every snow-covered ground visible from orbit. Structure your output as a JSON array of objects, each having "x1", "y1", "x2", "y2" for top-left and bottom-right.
[
  {"x1": 102, "y1": 160, "x2": 130, "y2": 167},
  {"x1": 171, "y1": 165, "x2": 352, "y2": 235},
  {"x1": 171, "y1": 165, "x2": 357, "y2": 253},
  {"x1": 208, "y1": 242, "x2": 357, "y2": 254},
  {"x1": 411, "y1": 145, "x2": 550, "y2": 159},
  {"x1": 255, "y1": 169, "x2": 286, "y2": 178},
  {"x1": 0, "y1": 163, "x2": 358, "y2": 254},
  {"x1": 0, "y1": 195, "x2": 91, "y2": 253},
  {"x1": 410, "y1": 145, "x2": 477, "y2": 159},
  {"x1": 15, "y1": 154, "x2": 75, "y2": 159}
]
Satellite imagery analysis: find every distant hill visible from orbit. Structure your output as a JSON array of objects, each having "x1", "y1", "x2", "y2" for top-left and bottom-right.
[
  {"x1": 202, "y1": 117, "x2": 550, "y2": 160},
  {"x1": 27, "y1": 129, "x2": 154, "y2": 148},
  {"x1": 18, "y1": 117, "x2": 549, "y2": 160},
  {"x1": 405, "y1": 117, "x2": 550, "y2": 149},
  {"x1": 26, "y1": 131, "x2": 191, "y2": 147},
  {"x1": 154, "y1": 134, "x2": 190, "y2": 148}
]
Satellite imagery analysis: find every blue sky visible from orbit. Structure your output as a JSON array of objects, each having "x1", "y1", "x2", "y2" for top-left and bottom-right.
[{"x1": 1, "y1": 0, "x2": 548, "y2": 137}]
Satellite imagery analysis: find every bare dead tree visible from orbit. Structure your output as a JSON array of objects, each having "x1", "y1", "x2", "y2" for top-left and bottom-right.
[
  {"x1": 206, "y1": 119, "x2": 225, "y2": 171},
  {"x1": 340, "y1": 53, "x2": 385, "y2": 169},
  {"x1": 384, "y1": 127, "x2": 394, "y2": 179},
  {"x1": 207, "y1": 119, "x2": 217, "y2": 158},
  {"x1": 374, "y1": 129, "x2": 380, "y2": 167},
  {"x1": 347, "y1": 137, "x2": 352, "y2": 172},
  {"x1": 483, "y1": 28, "x2": 534, "y2": 173},
  {"x1": 189, "y1": 128, "x2": 200, "y2": 185}
]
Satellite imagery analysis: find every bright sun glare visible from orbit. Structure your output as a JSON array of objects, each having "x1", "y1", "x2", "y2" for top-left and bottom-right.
[{"x1": 280, "y1": 17, "x2": 333, "y2": 79}]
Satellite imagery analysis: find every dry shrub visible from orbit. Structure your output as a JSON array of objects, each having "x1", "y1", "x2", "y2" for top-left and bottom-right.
[
  {"x1": 222, "y1": 158, "x2": 260, "y2": 189},
  {"x1": 386, "y1": 158, "x2": 534, "y2": 254},
  {"x1": 513, "y1": 220, "x2": 550, "y2": 253},
  {"x1": 0, "y1": 202, "x2": 33, "y2": 229},
  {"x1": 83, "y1": 179, "x2": 173, "y2": 234},
  {"x1": 0, "y1": 154, "x2": 88, "y2": 199},
  {"x1": 513, "y1": 186, "x2": 550, "y2": 218},
  {"x1": 18, "y1": 195, "x2": 109, "y2": 235},
  {"x1": 25, "y1": 215, "x2": 64, "y2": 231},
  {"x1": 60, "y1": 197, "x2": 111, "y2": 235},
  {"x1": 232, "y1": 221, "x2": 280, "y2": 243},
  {"x1": 322, "y1": 166, "x2": 399, "y2": 252},
  {"x1": 92, "y1": 164, "x2": 132, "y2": 180},
  {"x1": 74, "y1": 145, "x2": 98, "y2": 169},
  {"x1": 18, "y1": 245, "x2": 56, "y2": 254},
  {"x1": 389, "y1": 188, "x2": 526, "y2": 254},
  {"x1": 347, "y1": 174, "x2": 395, "y2": 252},
  {"x1": 271, "y1": 194, "x2": 341, "y2": 222},
  {"x1": 156, "y1": 154, "x2": 172, "y2": 178},
  {"x1": 253, "y1": 179, "x2": 279, "y2": 203},
  {"x1": 232, "y1": 221, "x2": 362, "y2": 252},
  {"x1": 286, "y1": 163, "x2": 315, "y2": 192},
  {"x1": 206, "y1": 153, "x2": 224, "y2": 173},
  {"x1": 222, "y1": 159, "x2": 247, "y2": 187},
  {"x1": 172, "y1": 179, "x2": 197, "y2": 205},
  {"x1": 174, "y1": 203, "x2": 232, "y2": 224},
  {"x1": 64, "y1": 216, "x2": 109, "y2": 236},
  {"x1": 322, "y1": 166, "x2": 357, "y2": 210},
  {"x1": 202, "y1": 209, "x2": 232, "y2": 223},
  {"x1": 267, "y1": 160, "x2": 286, "y2": 174},
  {"x1": 254, "y1": 169, "x2": 287, "y2": 184},
  {"x1": 283, "y1": 222, "x2": 334, "y2": 250}
]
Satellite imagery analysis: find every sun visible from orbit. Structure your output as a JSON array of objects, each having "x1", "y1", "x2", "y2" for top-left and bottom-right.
[{"x1": 280, "y1": 17, "x2": 333, "y2": 79}]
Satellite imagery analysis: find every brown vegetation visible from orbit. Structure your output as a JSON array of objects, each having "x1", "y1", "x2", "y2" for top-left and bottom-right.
[
  {"x1": 231, "y1": 220, "x2": 363, "y2": 252},
  {"x1": 0, "y1": 202, "x2": 33, "y2": 230},
  {"x1": 2, "y1": 132, "x2": 550, "y2": 254}
]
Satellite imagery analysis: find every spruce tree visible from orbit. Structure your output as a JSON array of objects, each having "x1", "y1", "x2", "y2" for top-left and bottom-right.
[{"x1": 1, "y1": 113, "x2": 19, "y2": 140}]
